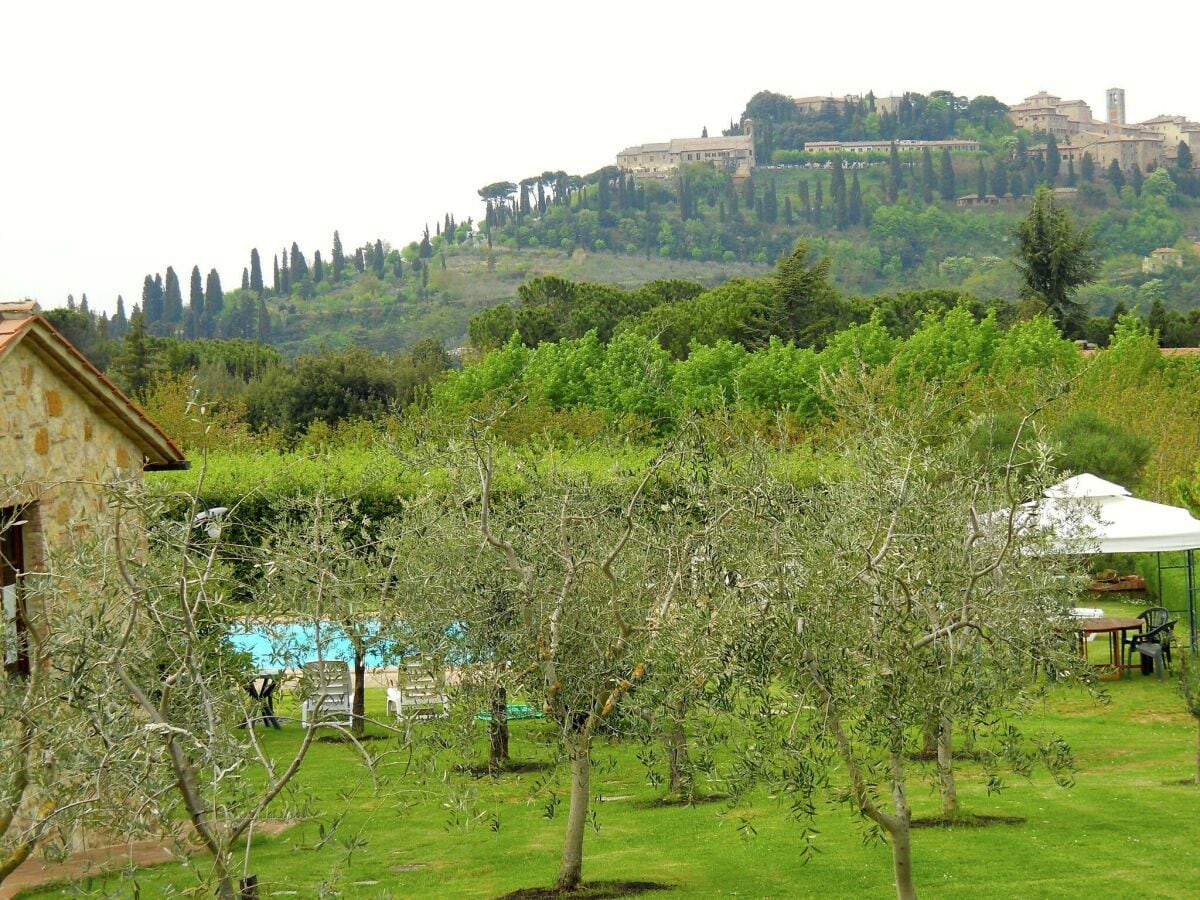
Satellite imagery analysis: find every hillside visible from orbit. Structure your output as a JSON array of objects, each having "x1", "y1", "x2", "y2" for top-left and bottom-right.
[{"x1": 262, "y1": 245, "x2": 767, "y2": 358}]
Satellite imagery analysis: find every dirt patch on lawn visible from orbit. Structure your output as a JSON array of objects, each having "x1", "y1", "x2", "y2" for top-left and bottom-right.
[
  {"x1": 498, "y1": 881, "x2": 673, "y2": 899},
  {"x1": 315, "y1": 733, "x2": 392, "y2": 743},
  {"x1": 637, "y1": 793, "x2": 729, "y2": 809},
  {"x1": 906, "y1": 749, "x2": 987, "y2": 762},
  {"x1": 460, "y1": 760, "x2": 554, "y2": 777},
  {"x1": 910, "y1": 814, "x2": 1025, "y2": 828}
]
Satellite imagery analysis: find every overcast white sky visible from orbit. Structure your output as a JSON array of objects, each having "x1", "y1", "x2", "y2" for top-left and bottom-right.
[{"x1": 2, "y1": 1, "x2": 1196, "y2": 315}]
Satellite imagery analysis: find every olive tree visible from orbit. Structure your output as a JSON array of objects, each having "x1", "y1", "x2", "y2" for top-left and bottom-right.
[
  {"x1": 0, "y1": 510, "x2": 147, "y2": 884},
  {"x1": 727, "y1": 374, "x2": 1083, "y2": 900},
  {"x1": 45, "y1": 481, "x2": 381, "y2": 899},
  {"x1": 395, "y1": 423, "x2": 748, "y2": 891}
]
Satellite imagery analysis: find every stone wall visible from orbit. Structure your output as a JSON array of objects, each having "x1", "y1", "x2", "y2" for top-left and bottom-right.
[{"x1": 0, "y1": 340, "x2": 144, "y2": 571}]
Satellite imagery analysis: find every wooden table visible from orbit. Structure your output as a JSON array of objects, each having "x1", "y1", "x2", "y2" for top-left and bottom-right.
[{"x1": 1076, "y1": 616, "x2": 1143, "y2": 680}]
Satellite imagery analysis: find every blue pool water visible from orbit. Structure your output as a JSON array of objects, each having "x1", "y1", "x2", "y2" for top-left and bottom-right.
[{"x1": 228, "y1": 622, "x2": 397, "y2": 668}]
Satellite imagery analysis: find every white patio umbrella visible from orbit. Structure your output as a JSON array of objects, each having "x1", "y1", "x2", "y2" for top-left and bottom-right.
[{"x1": 1019, "y1": 473, "x2": 1200, "y2": 648}]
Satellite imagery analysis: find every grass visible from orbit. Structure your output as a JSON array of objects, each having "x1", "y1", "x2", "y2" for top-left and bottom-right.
[{"x1": 21, "y1": 598, "x2": 1200, "y2": 899}]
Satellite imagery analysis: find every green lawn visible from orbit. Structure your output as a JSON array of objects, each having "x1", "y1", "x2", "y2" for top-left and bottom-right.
[{"x1": 23, "y1": 599, "x2": 1200, "y2": 899}]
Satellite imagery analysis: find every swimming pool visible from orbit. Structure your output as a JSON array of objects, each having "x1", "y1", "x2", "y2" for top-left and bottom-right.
[{"x1": 228, "y1": 622, "x2": 399, "y2": 668}]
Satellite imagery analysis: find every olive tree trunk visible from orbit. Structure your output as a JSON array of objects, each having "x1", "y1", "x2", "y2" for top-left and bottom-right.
[
  {"x1": 554, "y1": 733, "x2": 591, "y2": 891},
  {"x1": 937, "y1": 716, "x2": 958, "y2": 818},
  {"x1": 887, "y1": 749, "x2": 917, "y2": 900},
  {"x1": 489, "y1": 684, "x2": 509, "y2": 769}
]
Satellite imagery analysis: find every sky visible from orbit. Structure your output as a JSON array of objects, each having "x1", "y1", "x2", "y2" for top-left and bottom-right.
[{"x1": 2, "y1": 1, "x2": 1197, "y2": 316}]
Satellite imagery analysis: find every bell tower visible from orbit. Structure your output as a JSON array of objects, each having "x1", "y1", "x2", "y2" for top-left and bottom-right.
[{"x1": 1106, "y1": 88, "x2": 1126, "y2": 125}]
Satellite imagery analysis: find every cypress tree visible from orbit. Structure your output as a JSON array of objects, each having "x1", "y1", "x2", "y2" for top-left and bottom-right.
[
  {"x1": 163, "y1": 267, "x2": 183, "y2": 326},
  {"x1": 766, "y1": 180, "x2": 778, "y2": 224},
  {"x1": 256, "y1": 297, "x2": 270, "y2": 342},
  {"x1": 290, "y1": 242, "x2": 308, "y2": 280},
  {"x1": 273, "y1": 254, "x2": 280, "y2": 294},
  {"x1": 141, "y1": 275, "x2": 161, "y2": 324},
  {"x1": 921, "y1": 148, "x2": 935, "y2": 204},
  {"x1": 250, "y1": 248, "x2": 264, "y2": 295},
  {"x1": 204, "y1": 269, "x2": 224, "y2": 330},
  {"x1": 992, "y1": 161, "x2": 1009, "y2": 198},
  {"x1": 241, "y1": 268, "x2": 250, "y2": 291},
  {"x1": 1081, "y1": 153, "x2": 1095, "y2": 183},
  {"x1": 798, "y1": 180, "x2": 810, "y2": 221},
  {"x1": 1045, "y1": 135, "x2": 1061, "y2": 185},
  {"x1": 280, "y1": 248, "x2": 290, "y2": 295},
  {"x1": 977, "y1": 160, "x2": 987, "y2": 200},
  {"x1": 354, "y1": 247, "x2": 366, "y2": 273},
  {"x1": 1010, "y1": 168, "x2": 1025, "y2": 197},
  {"x1": 783, "y1": 195, "x2": 793, "y2": 225},
  {"x1": 813, "y1": 176, "x2": 824, "y2": 227},
  {"x1": 313, "y1": 250, "x2": 324, "y2": 283},
  {"x1": 848, "y1": 172, "x2": 862, "y2": 226},
  {"x1": 419, "y1": 227, "x2": 432, "y2": 258},
  {"x1": 394, "y1": 255, "x2": 404, "y2": 278},
  {"x1": 938, "y1": 148, "x2": 956, "y2": 201},
  {"x1": 887, "y1": 142, "x2": 900, "y2": 204},
  {"x1": 114, "y1": 295, "x2": 128, "y2": 338},
  {"x1": 1066, "y1": 158, "x2": 1077, "y2": 187},
  {"x1": 374, "y1": 239, "x2": 386, "y2": 278},
  {"x1": 189, "y1": 265, "x2": 204, "y2": 328},
  {"x1": 332, "y1": 231, "x2": 345, "y2": 281},
  {"x1": 1130, "y1": 164, "x2": 1144, "y2": 195},
  {"x1": 831, "y1": 157, "x2": 847, "y2": 229},
  {"x1": 113, "y1": 313, "x2": 153, "y2": 400},
  {"x1": 1176, "y1": 141, "x2": 1193, "y2": 171},
  {"x1": 1109, "y1": 160, "x2": 1125, "y2": 192}
]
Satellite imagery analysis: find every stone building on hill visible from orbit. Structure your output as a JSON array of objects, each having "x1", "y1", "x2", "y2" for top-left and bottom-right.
[
  {"x1": 1, "y1": 301, "x2": 186, "y2": 674},
  {"x1": 1009, "y1": 87, "x2": 1200, "y2": 173},
  {"x1": 617, "y1": 120, "x2": 755, "y2": 178}
]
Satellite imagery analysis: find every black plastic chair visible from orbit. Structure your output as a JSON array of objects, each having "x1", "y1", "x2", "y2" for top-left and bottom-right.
[
  {"x1": 1125, "y1": 619, "x2": 1178, "y2": 680},
  {"x1": 1139, "y1": 607, "x2": 1170, "y2": 630}
]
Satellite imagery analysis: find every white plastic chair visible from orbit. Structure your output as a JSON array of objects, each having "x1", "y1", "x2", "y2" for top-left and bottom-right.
[
  {"x1": 299, "y1": 660, "x2": 354, "y2": 727},
  {"x1": 386, "y1": 658, "x2": 448, "y2": 720}
]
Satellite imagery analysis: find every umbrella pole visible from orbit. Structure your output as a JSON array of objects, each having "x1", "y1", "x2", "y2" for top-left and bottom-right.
[
  {"x1": 1157, "y1": 551, "x2": 1164, "y2": 602},
  {"x1": 1189, "y1": 549, "x2": 1197, "y2": 654}
]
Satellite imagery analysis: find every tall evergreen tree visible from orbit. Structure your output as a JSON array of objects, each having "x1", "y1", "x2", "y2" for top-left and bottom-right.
[
  {"x1": 848, "y1": 172, "x2": 862, "y2": 226},
  {"x1": 1177, "y1": 141, "x2": 1193, "y2": 171},
  {"x1": 798, "y1": 180, "x2": 810, "y2": 221},
  {"x1": 163, "y1": 267, "x2": 184, "y2": 326},
  {"x1": 887, "y1": 142, "x2": 900, "y2": 204},
  {"x1": 273, "y1": 254, "x2": 280, "y2": 294},
  {"x1": 256, "y1": 297, "x2": 270, "y2": 342},
  {"x1": 373, "y1": 239, "x2": 386, "y2": 278},
  {"x1": 938, "y1": 148, "x2": 956, "y2": 201},
  {"x1": 290, "y1": 242, "x2": 308, "y2": 280},
  {"x1": 831, "y1": 156, "x2": 847, "y2": 230},
  {"x1": 1044, "y1": 135, "x2": 1061, "y2": 185},
  {"x1": 204, "y1": 269, "x2": 224, "y2": 332},
  {"x1": 992, "y1": 161, "x2": 1009, "y2": 197},
  {"x1": 141, "y1": 276, "x2": 161, "y2": 324},
  {"x1": 1066, "y1": 158, "x2": 1077, "y2": 187},
  {"x1": 1081, "y1": 153, "x2": 1095, "y2": 183},
  {"x1": 976, "y1": 160, "x2": 987, "y2": 200},
  {"x1": 354, "y1": 247, "x2": 366, "y2": 273},
  {"x1": 241, "y1": 268, "x2": 250, "y2": 291},
  {"x1": 1108, "y1": 160, "x2": 1125, "y2": 192},
  {"x1": 1013, "y1": 187, "x2": 1098, "y2": 335},
  {"x1": 921, "y1": 148, "x2": 935, "y2": 204},
  {"x1": 189, "y1": 265, "x2": 204, "y2": 326},
  {"x1": 331, "y1": 231, "x2": 345, "y2": 281},
  {"x1": 113, "y1": 295, "x2": 128, "y2": 338},
  {"x1": 419, "y1": 227, "x2": 432, "y2": 258},
  {"x1": 813, "y1": 176, "x2": 824, "y2": 227},
  {"x1": 1130, "y1": 164, "x2": 1144, "y2": 195},
  {"x1": 783, "y1": 195, "x2": 794, "y2": 225},
  {"x1": 112, "y1": 313, "x2": 154, "y2": 400},
  {"x1": 313, "y1": 250, "x2": 324, "y2": 283},
  {"x1": 250, "y1": 248, "x2": 264, "y2": 295}
]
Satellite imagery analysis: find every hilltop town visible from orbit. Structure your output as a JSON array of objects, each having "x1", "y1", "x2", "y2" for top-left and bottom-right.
[{"x1": 616, "y1": 87, "x2": 1199, "y2": 177}]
